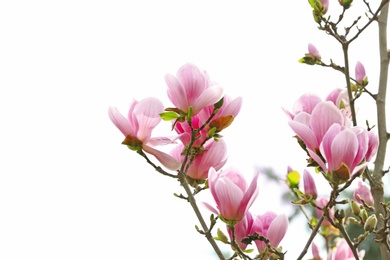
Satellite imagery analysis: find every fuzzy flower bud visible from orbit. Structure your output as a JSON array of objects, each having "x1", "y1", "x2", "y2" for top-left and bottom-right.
[
  {"x1": 364, "y1": 214, "x2": 377, "y2": 232},
  {"x1": 351, "y1": 200, "x2": 361, "y2": 216}
]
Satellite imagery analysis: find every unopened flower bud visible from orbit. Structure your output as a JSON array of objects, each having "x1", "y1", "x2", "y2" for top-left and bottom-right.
[
  {"x1": 351, "y1": 200, "x2": 361, "y2": 216},
  {"x1": 303, "y1": 169, "x2": 318, "y2": 199},
  {"x1": 355, "y1": 61, "x2": 367, "y2": 85},
  {"x1": 364, "y1": 214, "x2": 377, "y2": 232}
]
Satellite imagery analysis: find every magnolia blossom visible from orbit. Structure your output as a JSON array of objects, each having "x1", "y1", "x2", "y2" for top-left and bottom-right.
[
  {"x1": 249, "y1": 212, "x2": 289, "y2": 253},
  {"x1": 203, "y1": 167, "x2": 259, "y2": 222},
  {"x1": 170, "y1": 139, "x2": 227, "y2": 180},
  {"x1": 353, "y1": 181, "x2": 374, "y2": 206},
  {"x1": 288, "y1": 101, "x2": 346, "y2": 152},
  {"x1": 308, "y1": 124, "x2": 369, "y2": 181},
  {"x1": 108, "y1": 97, "x2": 181, "y2": 170},
  {"x1": 355, "y1": 61, "x2": 366, "y2": 84},
  {"x1": 227, "y1": 211, "x2": 254, "y2": 250},
  {"x1": 328, "y1": 238, "x2": 365, "y2": 260},
  {"x1": 165, "y1": 63, "x2": 224, "y2": 115}
]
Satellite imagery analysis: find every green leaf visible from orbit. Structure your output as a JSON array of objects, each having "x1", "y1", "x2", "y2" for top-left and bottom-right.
[{"x1": 160, "y1": 111, "x2": 179, "y2": 121}]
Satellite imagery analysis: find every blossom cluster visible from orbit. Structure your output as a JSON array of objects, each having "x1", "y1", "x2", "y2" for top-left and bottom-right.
[
  {"x1": 109, "y1": 63, "x2": 288, "y2": 257},
  {"x1": 285, "y1": 85, "x2": 378, "y2": 184}
]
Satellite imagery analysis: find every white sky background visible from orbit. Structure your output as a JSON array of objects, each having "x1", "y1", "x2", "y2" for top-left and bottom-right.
[{"x1": 1, "y1": 1, "x2": 389, "y2": 259}]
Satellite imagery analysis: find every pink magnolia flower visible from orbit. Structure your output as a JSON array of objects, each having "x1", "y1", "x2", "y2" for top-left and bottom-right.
[
  {"x1": 288, "y1": 101, "x2": 346, "y2": 152},
  {"x1": 249, "y1": 212, "x2": 289, "y2": 253},
  {"x1": 170, "y1": 139, "x2": 228, "y2": 180},
  {"x1": 108, "y1": 97, "x2": 181, "y2": 170},
  {"x1": 308, "y1": 124, "x2": 369, "y2": 181},
  {"x1": 308, "y1": 43, "x2": 321, "y2": 59},
  {"x1": 227, "y1": 211, "x2": 254, "y2": 250},
  {"x1": 165, "y1": 63, "x2": 224, "y2": 115},
  {"x1": 203, "y1": 167, "x2": 259, "y2": 222},
  {"x1": 303, "y1": 169, "x2": 318, "y2": 199},
  {"x1": 328, "y1": 238, "x2": 365, "y2": 260},
  {"x1": 353, "y1": 181, "x2": 374, "y2": 206},
  {"x1": 355, "y1": 61, "x2": 366, "y2": 84}
]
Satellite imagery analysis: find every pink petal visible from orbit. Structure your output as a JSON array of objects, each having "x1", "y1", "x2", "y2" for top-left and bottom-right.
[
  {"x1": 237, "y1": 172, "x2": 259, "y2": 219},
  {"x1": 108, "y1": 107, "x2": 135, "y2": 137},
  {"x1": 192, "y1": 85, "x2": 224, "y2": 115},
  {"x1": 220, "y1": 96, "x2": 243, "y2": 117},
  {"x1": 288, "y1": 120, "x2": 318, "y2": 151},
  {"x1": 330, "y1": 129, "x2": 358, "y2": 171},
  {"x1": 133, "y1": 97, "x2": 164, "y2": 142},
  {"x1": 165, "y1": 73, "x2": 189, "y2": 111},
  {"x1": 142, "y1": 145, "x2": 181, "y2": 171},
  {"x1": 267, "y1": 214, "x2": 288, "y2": 248},
  {"x1": 310, "y1": 101, "x2": 344, "y2": 144}
]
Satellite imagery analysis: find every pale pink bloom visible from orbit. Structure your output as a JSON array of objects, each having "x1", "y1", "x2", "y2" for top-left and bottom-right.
[
  {"x1": 355, "y1": 61, "x2": 366, "y2": 84},
  {"x1": 353, "y1": 181, "x2": 374, "y2": 206},
  {"x1": 108, "y1": 97, "x2": 181, "y2": 170},
  {"x1": 308, "y1": 124, "x2": 369, "y2": 179},
  {"x1": 303, "y1": 169, "x2": 318, "y2": 199},
  {"x1": 328, "y1": 238, "x2": 365, "y2": 260},
  {"x1": 366, "y1": 130, "x2": 379, "y2": 162},
  {"x1": 249, "y1": 212, "x2": 289, "y2": 253},
  {"x1": 315, "y1": 197, "x2": 334, "y2": 226},
  {"x1": 308, "y1": 43, "x2": 321, "y2": 59},
  {"x1": 170, "y1": 139, "x2": 228, "y2": 180},
  {"x1": 227, "y1": 211, "x2": 254, "y2": 250},
  {"x1": 288, "y1": 101, "x2": 346, "y2": 152},
  {"x1": 165, "y1": 63, "x2": 224, "y2": 115},
  {"x1": 203, "y1": 167, "x2": 259, "y2": 222}
]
